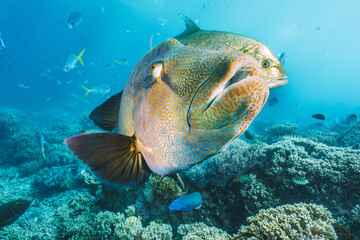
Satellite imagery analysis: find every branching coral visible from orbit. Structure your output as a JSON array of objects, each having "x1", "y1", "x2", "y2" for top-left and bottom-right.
[
  {"x1": 234, "y1": 203, "x2": 337, "y2": 240},
  {"x1": 177, "y1": 222, "x2": 231, "y2": 240},
  {"x1": 141, "y1": 221, "x2": 173, "y2": 240},
  {"x1": 146, "y1": 174, "x2": 182, "y2": 200},
  {"x1": 264, "y1": 123, "x2": 298, "y2": 143}
]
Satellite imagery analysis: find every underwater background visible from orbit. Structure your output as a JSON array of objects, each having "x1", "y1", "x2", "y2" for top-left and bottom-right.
[{"x1": 0, "y1": 0, "x2": 360, "y2": 239}]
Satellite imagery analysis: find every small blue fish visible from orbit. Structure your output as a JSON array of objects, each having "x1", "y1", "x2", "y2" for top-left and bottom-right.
[
  {"x1": 169, "y1": 192, "x2": 202, "y2": 211},
  {"x1": 67, "y1": 11, "x2": 82, "y2": 29},
  {"x1": 40, "y1": 134, "x2": 47, "y2": 159}
]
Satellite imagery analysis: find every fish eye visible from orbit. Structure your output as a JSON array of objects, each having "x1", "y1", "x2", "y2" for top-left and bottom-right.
[
  {"x1": 262, "y1": 60, "x2": 271, "y2": 68},
  {"x1": 151, "y1": 62, "x2": 163, "y2": 79}
]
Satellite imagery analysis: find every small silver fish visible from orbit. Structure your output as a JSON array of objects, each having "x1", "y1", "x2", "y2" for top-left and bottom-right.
[
  {"x1": 278, "y1": 52, "x2": 286, "y2": 65},
  {"x1": 81, "y1": 84, "x2": 110, "y2": 96},
  {"x1": 40, "y1": 72, "x2": 53, "y2": 80},
  {"x1": 63, "y1": 49, "x2": 86, "y2": 72},
  {"x1": 0, "y1": 32, "x2": 7, "y2": 50},
  {"x1": 67, "y1": 11, "x2": 82, "y2": 29},
  {"x1": 113, "y1": 58, "x2": 128, "y2": 66},
  {"x1": 18, "y1": 84, "x2": 29, "y2": 89}
]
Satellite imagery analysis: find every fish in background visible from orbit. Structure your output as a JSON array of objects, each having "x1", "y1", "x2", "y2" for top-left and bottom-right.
[
  {"x1": 342, "y1": 114, "x2": 358, "y2": 124},
  {"x1": 0, "y1": 199, "x2": 34, "y2": 228},
  {"x1": 278, "y1": 52, "x2": 286, "y2": 65},
  {"x1": 104, "y1": 63, "x2": 114, "y2": 69},
  {"x1": 243, "y1": 130, "x2": 254, "y2": 140},
  {"x1": 312, "y1": 114, "x2": 325, "y2": 120},
  {"x1": 18, "y1": 84, "x2": 29, "y2": 89},
  {"x1": 268, "y1": 97, "x2": 279, "y2": 107},
  {"x1": 67, "y1": 11, "x2": 82, "y2": 29},
  {"x1": 113, "y1": 58, "x2": 128, "y2": 66},
  {"x1": 292, "y1": 177, "x2": 309, "y2": 185},
  {"x1": 39, "y1": 134, "x2": 47, "y2": 159},
  {"x1": 169, "y1": 192, "x2": 202, "y2": 211},
  {"x1": 63, "y1": 49, "x2": 86, "y2": 72},
  {"x1": 81, "y1": 84, "x2": 111, "y2": 96},
  {"x1": 40, "y1": 72, "x2": 53, "y2": 80},
  {"x1": 233, "y1": 175, "x2": 253, "y2": 183},
  {"x1": 0, "y1": 32, "x2": 8, "y2": 50}
]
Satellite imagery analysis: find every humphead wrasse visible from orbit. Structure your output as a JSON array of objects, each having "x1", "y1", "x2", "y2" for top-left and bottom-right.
[{"x1": 65, "y1": 16, "x2": 287, "y2": 186}]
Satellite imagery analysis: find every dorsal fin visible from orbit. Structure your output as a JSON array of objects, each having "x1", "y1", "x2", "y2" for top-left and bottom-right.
[
  {"x1": 175, "y1": 14, "x2": 201, "y2": 38},
  {"x1": 89, "y1": 91, "x2": 122, "y2": 131}
]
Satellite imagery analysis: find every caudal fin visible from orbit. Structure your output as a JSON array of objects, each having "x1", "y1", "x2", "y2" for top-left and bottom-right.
[
  {"x1": 41, "y1": 148, "x2": 46, "y2": 159},
  {"x1": 77, "y1": 48, "x2": 86, "y2": 66},
  {"x1": 65, "y1": 133, "x2": 144, "y2": 185},
  {"x1": 81, "y1": 85, "x2": 90, "y2": 96}
]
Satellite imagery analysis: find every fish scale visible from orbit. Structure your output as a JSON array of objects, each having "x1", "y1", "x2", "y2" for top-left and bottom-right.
[
  {"x1": 136, "y1": 39, "x2": 268, "y2": 166},
  {"x1": 66, "y1": 15, "x2": 287, "y2": 185}
]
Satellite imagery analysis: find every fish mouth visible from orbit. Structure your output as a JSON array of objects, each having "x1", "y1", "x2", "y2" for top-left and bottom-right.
[
  {"x1": 187, "y1": 66, "x2": 268, "y2": 130},
  {"x1": 187, "y1": 53, "x2": 288, "y2": 130},
  {"x1": 266, "y1": 76, "x2": 288, "y2": 88}
]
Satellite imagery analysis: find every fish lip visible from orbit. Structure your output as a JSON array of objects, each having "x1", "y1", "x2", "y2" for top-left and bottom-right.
[
  {"x1": 267, "y1": 76, "x2": 288, "y2": 88},
  {"x1": 187, "y1": 65, "x2": 250, "y2": 127}
]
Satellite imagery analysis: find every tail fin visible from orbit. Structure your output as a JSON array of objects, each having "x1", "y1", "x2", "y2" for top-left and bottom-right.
[
  {"x1": 77, "y1": 48, "x2": 86, "y2": 66},
  {"x1": 41, "y1": 148, "x2": 46, "y2": 159},
  {"x1": 81, "y1": 85, "x2": 90, "y2": 96},
  {"x1": 149, "y1": 34, "x2": 154, "y2": 50}
]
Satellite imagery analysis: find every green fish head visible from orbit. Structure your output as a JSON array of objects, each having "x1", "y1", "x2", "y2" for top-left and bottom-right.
[
  {"x1": 240, "y1": 41, "x2": 287, "y2": 88},
  {"x1": 130, "y1": 38, "x2": 270, "y2": 176}
]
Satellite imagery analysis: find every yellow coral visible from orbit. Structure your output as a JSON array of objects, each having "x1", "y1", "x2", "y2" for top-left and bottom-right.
[{"x1": 148, "y1": 174, "x2": 182, "y2": 200}]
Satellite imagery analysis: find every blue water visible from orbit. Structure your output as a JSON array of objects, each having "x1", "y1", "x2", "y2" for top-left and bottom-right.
[
  {"x1": 1, "y1": 0, "x2": 359, "y2": 120},
  {"x1": 1, "y1": 1, "x2": 360, "y2": 239}
]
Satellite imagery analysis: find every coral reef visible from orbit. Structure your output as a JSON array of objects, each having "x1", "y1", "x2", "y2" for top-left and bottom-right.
[
  {"x1": 184, "y1": 139, "x2": 263, "y2": 188},
  {"x1": 1, "y1": 106, "x2": 360, "y2": 238},
  {"x1": 234, "y1": 203, "x2": 337, "y2": 240},
  {"x1": 263, "y1": 123, "x2": 298, "y2": 143},
  {"x1": 177, "y1": 222, "x2": 231, "y2": 240},
  {"x1": 0, "y1": 110, "x2": 19, "y2": 139},
  {"x1": 146, "y1": 174, "x2": 183, "y2": 200},
  {"x1": 337, "y1": 121, "x2": 360, "y2": 147},
  {"x1": 141, "y1": 221, "x2": 173, "y2": 240}
]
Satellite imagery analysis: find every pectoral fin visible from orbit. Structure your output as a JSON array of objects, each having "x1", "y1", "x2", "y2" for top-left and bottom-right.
[
  {"x1": 89, "y1": 91, "x2": 122, "y2": 131},
  {"x1": 65, "y1": 133, "x2": 144, "y2": 185}
]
